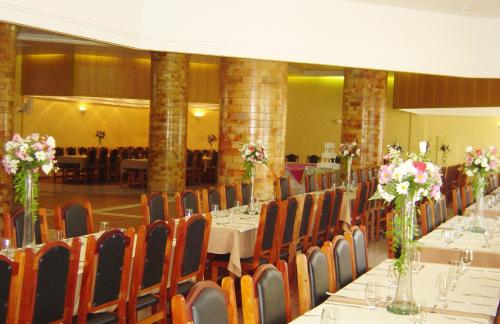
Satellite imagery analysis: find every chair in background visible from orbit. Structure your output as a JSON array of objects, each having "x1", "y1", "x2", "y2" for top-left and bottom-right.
[
  {"x1": 275, "y1": 176, "x2": 291, "y2": 201},
  {"x1": 238, "y1": 181, "x2": 252, "y2": 206},
  {"x1": 327, "y1": 234, "x2": 356, "y2": 290},
  {"x1": 329, "y1": 171, "x2": 340, "y2": 187},
  {"x1": 296, "y1": 194, "x2": 315, "y2": 253},
  {"x1": 187, "y1": 151, "x2": 202, "y2": 185},
  {"x1": 202, "y1": 187, "x2": 222, "y2": 213},
  {"x1": 296, "y1": 246, "x2": 333, "y2": 315},
  {"x1": 221, "y1": 183, "x2": 238, "y2": 209},
  {"x1": 307, "y1": 155, "x2": 320, "y2": 163},
  {"x1": 241, "y1": 261, "x2": 291, "y2": 324},
  {"x1": 20, "y1": 239, "x2": 81, "y2": 323},
  {"x1": 285, "y1": 154, "x2": 299, "y2": 163},
  {"x1": 141, "y1": 192, "x2": 169, "y2": 225},
  {"x1": 97, "y1": 147, "x2": 109, "y2": 182},
  {"x1": 385, "y1": 211, "x2": 401, "y2": 259},
  {"x1": 311, "y1": 191, "x2": 334, "y2": 246},
  {"x1": 76, "y1": 228, "x2": 134, "y2": 324},
  {"x1": 451, "y1": 188, "x2": 463, "y2": 215},
  {"x1": 55, "y1": 202, "x2": 94, "y2": 238},
  {"x1": 419, "y1": 201, "x2": 435, "y2": 236},
  {"x1": 78, "y1": 147, "x2": 87, "y2": 155},
  {"x1": 345, "y1": 225, "x2": 369, "y2": 278},
  {"x1": 276, "y1": 197, "x2": 300, "y2": 274},
  {"x1": 171, "y1": 278, "x2": 238, "y2": 324},
  {"x1": 211, "y1": 201, "x2": 281, "y2": 280},
  {"x1": 328, "y1": 188, "x2": 345, "y2": 240},
  {"x1": 2, "y1": 208, "x2": 48, "y2": 248},
  {"x1": 82, "y1": 148, "x2": 98, "y2": 183},
  {"x1": 0, "y1": 252, "x2": 23, "y2": 324},
  {"x1": 351, "y1": 181, "x2": 370, "y2": 226},
  {"x1": 169, "y1": 213, "x2": 212, "y2": 298},
  {"x1": 437, "y1": 197, "x2": 448, "y2": 222},
  {"x1": 321, "y1": 173, "x2": 331, "y2": 190},
  {"x1": 175, "y1": 190, "x2": 201, "y2": 217},
  {"x1": 128, "y1": 220, "x2": 174, "y2": 324},
  {"x1": 108, "y1": 148, "x2": 120, "y2": 182},
  {"x1": 461, "y1": 185, "x2": 474, "y2": 210},
  {"x1": 66, "y1": 147, "x2": 77, "y2": 155},
  {"x1": 304, "y1": 174, "x2": 316, "y2": 193}
]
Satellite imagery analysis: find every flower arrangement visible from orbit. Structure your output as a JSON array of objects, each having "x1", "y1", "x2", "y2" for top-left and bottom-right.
[
  {"x1": 239, "y1": 141, "x2": 268, "y2": 180},
  {"x1": 207, "y1": 134, "x2": 217, "y2": 147},
  {"x1": 2, "y1": 133, "x2": 57, "y2": 219},
  {"x1": 440, "y1": 143, "x2": 450, "y2": 165},
  {"x1": 388, "y1": 142, "x2": 402, "y2": 153},
  {"x1": 95, "y1": 130, "x2": 105, "y2": 145},
  {"x1": 464, "y1": 145, "x2": 497, "y2": 195},
  {"x1": 339, "y1": 141, "x2": 360, "y2": 158}
]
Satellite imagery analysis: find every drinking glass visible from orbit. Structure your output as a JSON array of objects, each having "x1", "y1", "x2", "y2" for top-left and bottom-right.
[
  {"x1": 410, "y1": 300, "x2": 427, "y2": 324},
  {"x1": 483, "y1": 227, "x2": 494, "y2": 248},
  {"x1": 412, "y1": 251, "x2": 422, "y2": 273},
  {"x1": 185, "y1": 208, "x2": 194, "y2": 217},
  {"x1": 234, "y1": 201, "x2": 241, "y2": 213},
  {"x1": 488, "y1": 197, "x2": 494, "y2": 209},
  {"x1": 99, "y1": 221, "x2": 109, "y2": 232},
  {"x1": 448, "y1": 260, "x2": 460, "y2": 290},
  {"x1": 364, "y1": 282, "x2": 382, "y2": 311},
  {"x1": 1, "y1": 238, "x2": 12, "y2": 258},
  {"x1": 436, "y1": 273, "x2": 450, "y2": 309},
  {"x1": 459, "y1": 248, "x2": 473, "y2": 271},
  {"x1": 48, "y1": 229, "x2": 64, "y2": 241},
  {"x1": 441, "y1": 229, "x2": 453, "y2": 246},
  {"x1": 320, "y1": 307, "x2": 339, "y2": 324},
  {"x1": 386, "y1": 264, "x2": 397, "y2": 302}
]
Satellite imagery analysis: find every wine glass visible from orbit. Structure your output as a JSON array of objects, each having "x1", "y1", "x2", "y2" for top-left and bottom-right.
[
  {"x1": 459, "y1": 248, "x2": 473, "y2": 272},
  {"x1": 436, "y1": 273, "x2": 450, "y2": 309},
  {"x1": 99, "y1": 221, "x2": 109, "y2": 232},
  {"x1": 210, "y1": 204, "x2": 219, "y2": 217},
  {"x1": 483, "y1": 227, "x2": 494, "y2": 248},
  {"x1": 441, "y1": 229, "x2": 454, "y2": 246},
  {"x1": 386, "y1": 264, "x2": 397, "y2": 302},
  {"x1": 185, "y1": 208, "x2": 194, "y2": 217},
  {"x1": 321, "y1": 307, "x2": 339, "y2": 324},
  {"x1": 234, "y1": 201, "x2": 241, "y2": 213},
  {"x1": 410, "y1": 300, "x2": 427, "y2": 324},
  {"x1": 412, "y1": 251, "x2": 422, "y2": 273},
  {"x1": 364, "y1": 282, "x2": 382, "y2": 311},
  {"x1": 448, "y1": 260, "x2": 461, "y2": 290},
  {"x1": 1, "y1": 238, "x2": 12, "y2": 258}
]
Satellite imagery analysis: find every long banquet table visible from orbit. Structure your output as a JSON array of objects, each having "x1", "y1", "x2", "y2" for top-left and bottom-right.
[{"x1": 464, "y1": 187, "x2": 500, "y2": 217}]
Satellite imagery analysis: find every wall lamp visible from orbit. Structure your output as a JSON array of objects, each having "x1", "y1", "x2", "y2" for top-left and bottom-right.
[
  {"x1": 79, "y1": 104, "x2": 87, "y2": 114},
  {"x1": 193, "y1": 110, "x2": 205, "y2": 119}
]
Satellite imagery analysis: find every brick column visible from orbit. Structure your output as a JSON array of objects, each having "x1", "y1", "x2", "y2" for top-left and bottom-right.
[
  {"x1": 219, "y1": 58, "x2": 287, "y2": 200},
  {"x1": 148, "y1": 52, "x2": 189, "y2": 194},
  {"x1": 0, "y1": 23, "x2": 16, "y2": 213},
  {"x1": 341, "y1": 68, "x2": 387, "y2": 167}
]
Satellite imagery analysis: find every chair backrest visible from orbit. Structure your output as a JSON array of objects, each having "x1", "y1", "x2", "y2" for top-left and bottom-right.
[
  {"x1": 280, "y1": 197, "x2": 299, "y2": 246},
  {"x1": 252, "y1": 201, "x2": 280, "y2": 264},
  {"x1": 419, "y1": 201, "x2": 435, "y2": 235},
  {"x1": 141, "y1": 192, "x2": 169, "y2": 225},
  {"x1": 56, "y1": 202, "x2": 93, "y2": 238},
  {"x1": 439, "y1": 197, "x2": 447, "y2": 222},
  {"x1": 66, "y1": 147, "x2": 76, "y2": 155},
  {"x1": 86, "y1": 148, "x2": 97, "y2": 165},
  {"x1": 4, "y1": 208, "x2": 48, "y2": 248},
  {"x1": 224, "y1": 184, "x2": 237, "y2": 209},
  {"x1": 330, "y1": 189, "x2": 344, "y2": 235},
  {"x1": 285, "y1": 154, "x2": 299, "y2": 162},
  {"x1": 277, "y1": 177, "x2": 291, "y2": 201},
  {"x1": 451, "y1": 188, "x2": 463, "y2": 215},
  {"x1": 305, "y1": 174, "x2": 316, "y2": 193},
  {"x1": 241, "y1": 182, "x2": 252, "y2": 206},
  {"x1": 170, "y1": 214, "x2": 211, "y2": 297},
  {"x1": 128, "y1": 220, "x2": 174, "y2": 323},
  {"x1": 202, "y1": 187, "x2": 221, "y2": 213},
  {"x1": 347, "y1": 226, "x2": 368, "y2": 277},
  {"x1": 433, "y1": 199, "x2": 443, "y2": 227},
  {"x1": 172, "y1": 278, "x2": 237, "y2": 324},
  {"x1": 321, "y1": 173, "x2": 330, "y2": 190},
  {"x1": 298, "y1": 194, "x2": 314, "y2": 249},
  {"x1": 241, "y1": 261, "x2": 290, "y2": 324},
  {"x1": 307, "y1": 155, "x2": 320, "y2": 163},
  {"x1": 352, "y1": 181, "x2": 369, "y2": 225},
  {"x1": 0, "y1": 254, "x2": 21, "y2": 324},
  {"x1": 331, "y1": 236, "x2": 355, "y2": 290},
  {"x1": 176, "y1": 190, "x2": 201, "y2": 217},
  {"x1": 77, "y1": 228, "x2": 133, "y2": 323},
  {"x1": 317, "y1": 191, "x2": 333, "y2": 234},
  {"x1": 21, "y1": 239, "x2": 80, "y2": 323}
]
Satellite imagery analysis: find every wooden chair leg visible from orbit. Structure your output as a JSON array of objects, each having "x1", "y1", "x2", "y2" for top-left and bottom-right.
[{"x1": 211, "y1": 265, "x2": 219, "y2": 282}]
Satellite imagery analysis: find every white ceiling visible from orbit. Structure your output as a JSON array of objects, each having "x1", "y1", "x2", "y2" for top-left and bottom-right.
[
  {"x1": 348, "y1": 0, "x2": 500, "y2": 17},
  {"x1": 401, "y1": 107, "x2": 500, "y2": 116}
]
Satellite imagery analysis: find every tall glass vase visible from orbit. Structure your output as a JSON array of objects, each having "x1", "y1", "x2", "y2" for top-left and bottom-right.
[
  {"x1": 387, "y1": 198, "x2": 417, "y2": 315},
  {"x1": 248, "y1": 163, "x2": 256, "y2": 214},
  {"x1": 346, "y1": 157, "x2": 352, "y2": 191},
  {"x1": 471, "y1": 177, "x2": 486, "y2": 233},
  {"x1": 22, "y1": 170, "x2": 36, "y2": 248}
]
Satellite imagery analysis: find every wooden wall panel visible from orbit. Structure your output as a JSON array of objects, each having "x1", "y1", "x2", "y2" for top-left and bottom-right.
[
  {"x1": 394, "y1": 72, "x2": 500, "y2": 108},
  {"x1": 22, "y1": 53, "x2": 74, "y2": 96},
  {"x1": 188, "y1": 62, "x2": 220, "y2": 104}
]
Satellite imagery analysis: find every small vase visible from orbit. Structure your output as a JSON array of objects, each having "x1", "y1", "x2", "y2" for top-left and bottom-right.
[
  {"x1": 346, "y1": 157, "x2": 352, "y2": 191},
  {"x1": 471, "y1": 177, "x2": 486, "y2": 233},
  {"x1": 387, "y1": 198, "x2": 417, "y2": 315},
  {"x1": 22, "y1": 170, "x2": 36, "y2": 248}
]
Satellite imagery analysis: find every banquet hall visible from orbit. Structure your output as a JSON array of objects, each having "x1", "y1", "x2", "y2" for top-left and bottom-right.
[{"x1": 0, "y1": 1, "x2": 499, "y2": 323}]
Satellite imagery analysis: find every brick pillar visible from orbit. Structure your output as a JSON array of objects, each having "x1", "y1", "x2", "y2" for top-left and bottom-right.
[
  {"x1": 341, "y1": 68, "x2": 387, "y2": 167},
  {"x1": 219, "y1": 58, "x2": 287, "y2": 200},
  {"x1": 148, "y1": 52, "x2": 189, "y2": 194},
  {"x1": 0, "y1": 23, "x2": 16, "y2": 213}
]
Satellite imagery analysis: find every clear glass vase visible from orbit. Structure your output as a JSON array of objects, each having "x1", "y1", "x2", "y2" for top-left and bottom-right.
[
  {"x1": 471, "y1": 177, "x2": 486, "y2": 233},
  {"x1": 346, "y1": 157, "x2": 352, "y2": 191},
  {"x1": 22, "y1": 170, "x2": 36, "y2": 248},
  {"x1": 249, "y1": 174, "x2": 255, "y2": 214},
  {"x1": 387, "y1": 198, "x2": 417, "y2": 315}
]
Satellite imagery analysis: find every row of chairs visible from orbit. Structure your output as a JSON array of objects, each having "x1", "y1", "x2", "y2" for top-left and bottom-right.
[{"x1": 419, "y1": 197, "x2": 448, "y2": 235}]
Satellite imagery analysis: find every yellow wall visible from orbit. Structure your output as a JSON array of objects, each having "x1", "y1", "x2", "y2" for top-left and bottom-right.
[
  {"x1": 187, "y1": 109, "x2": 219, "y2": 150},
  {"x1": 286, "y1": 76, "x2": 344, "y2": 162}
]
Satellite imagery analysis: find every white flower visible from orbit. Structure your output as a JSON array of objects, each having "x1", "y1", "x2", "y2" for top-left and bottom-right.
[
  {"x1": 245, "y1": 149, "x2": 251, "y2": 155},
  {"x1": 381, "y1": 191, "x2": 395, "y2": 202},
  {"x1": 34, "y1": 151, "x2": 47, "y2": 162},
  {"x1": 46, "y1": 136, "x2": 55, "y2": 148},
  {"x1": 396, "y1": 181, "x2": 410, "y2": 195},
  {"x1": 474, "y1": 159, "x2": 481, "y2": 165},
  {"x1": 465, "y1": 146, "x2": 473, "y2": 153},
  {"x1": 41, "y1": 163, "x2": 53, "y2": 175},
  {"x1": 343, "y1": 150, "x2": 348, "y2": 156},
  {"x1": 19, "y1": 144, "x2": 29, "y2": 153}
]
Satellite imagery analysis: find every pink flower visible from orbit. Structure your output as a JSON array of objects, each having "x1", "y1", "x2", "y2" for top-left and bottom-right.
[
  {"x1": 490, "y1": 160, "x2": 496, "y2": 169},
  {"x1": 15, "y1": 151, "x2": 27, "y2": 161},
  {"x1": 430, "y1": 185, "x2": 441, "y2": 199},
  {"x1": 465, "y1": 156, "x2": 473, "y2": 166},
  {"x1": 378, "y1": 165, "x2": 393, "y2": 184},
  {"x1": 32, "y1": 142, "x2": 44, "y2": 151},
  {"x1": 475, "y1": 149, "x2": 483, "y2": 157},
  {"x1": 413, "y1": 161, "x2": 427, "y2": 173},
  {"x1": 12, "y1": 133, "x2": 23, "y2": 144},
  {"x1": 414, "y1": 171, "x2": 428, "y2": 184}
]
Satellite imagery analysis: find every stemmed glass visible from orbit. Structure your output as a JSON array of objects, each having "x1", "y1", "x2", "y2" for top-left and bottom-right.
[
  {"x1": 441, "y1": 229, "x2": 454, "y2": 246},
  {"x1": 1, "y1": 238, "x2": 12, "y2": 258},
  {"x1": 234, "y1": 201, "x2": 241, "y2": 213},
  {"x1": 448, "y1": 260, "x2": 461, "y2": 290},
  {"x1": 436, "y1": 273, "x2": 450, "y2": 309},
  {"x1": 459, "y1": 248, "x2": 473, "y2": 272},
  {"x1": 410, "y1": 300, "x2": 427, "y2": 324},
  {"x1": 364, "y1": 282, "x2": 382, "y2": 311},
  {"x1": 483, "y1": 226, "x2": 494, "y2": 248},
  {"x1": 185, "y1": 208, "x2": 194, "y2": 217},
  {"x1": 320, "y1": 307, "x2": 339, "y2": 324},
  {"x1": 210, "y1": 205, "x2": 219, "y2": 217},
  {"x1": 412, "y1": 251, "x2": 422, "y2": 273},
  {"x1": 386, "y1": 264, "x2": 397, "y2": 302}
]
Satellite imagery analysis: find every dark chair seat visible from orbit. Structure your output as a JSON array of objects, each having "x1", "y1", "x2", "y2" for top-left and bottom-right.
[
  {"x1": 213, "y1": 253, "x2": 267, "y2": 266},
  {"x1": 136, "y1": 294, "x2": 159, "y2": 311},
  {"x1": 279, "y1": 250, "x2": 289, "y2": 260},
  {"x1": 241, "y1": 256, "x2": 268, "y2": 266},
  {"x1": 296, "y1": 242, "x2": 304, "y2": 252},
  {"x1": 73, "y1": 312, "x2": 118, "y2": 324},
  {"x1": 177, "y1": 281, "x2": 196, "y2": 297}
]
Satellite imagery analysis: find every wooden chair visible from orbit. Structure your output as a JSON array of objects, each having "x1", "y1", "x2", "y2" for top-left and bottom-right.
[
  {"x1": 296, "y1": 193, "x2": 315, "y2": 253},
  {"x1": 351, "y1": 181, "x2": 370, "y2": 225},
  {"x1": 82, "y1": 148, "x2": 98, "y2": 183},
  {"x1": 175, "y1": 190, "x2": 201, "y2": 217},
  {"x1": 211, "y1": 201, "x2": 281, "y2": 280},
  {"x1": 296, "y1": 246, "x2": 334, "y2": 315},
  {"x1": 0, "y1": 252, "x2": 23, "y2": 324},
  {"x1": 306, "y1": 155, "x2": 320, "y2": 163},
  {"x1": 385, "y1": 211, "x2": 400, "y2": 259},
  {"x1": 327, "y1": 234, "x2": 356, "y2": 290},
  {"x1": 461, "y1": 185, "x2": 474, "y2": 210},
  {"x1": 128, "y1": 220, "x2": 174, "y2": 324},
  {"x1": 285, "y1": 154, "x2": 299, "y2": 163},
  {"x1": 107, "y1": 148, "x2": 120, "y2": 182},
  {"x1": 201, "y1": 187, "x2": 222, "y2": 213},
  {"x1": 275, "y1": 176, "x2": 291, "y2": 201},
  {"x1": 321, "y1": 173, "x2": 331, "y2": 190},
  {"x1": 55, "y1": 201, "x2": 94, "y2": 238},
  {"x1": 141, "y1": 192, "x2": 169, "y2": 225},
  {"x1": 420, "y1": 201, "x2": 435, "y2": 236},
  {"x1": 20, "y1": 239, "x2": 81, "y2": 323},
  {"x1": 76, "y1": 228, "x2": 134, "y2": 324},
  {"x1": 237, "y1": 181, "x2": 252, "y2": 206},
  {"x1": 2, "y1": 208, "x2": 49, "y2": 248},
  {"x1": 241, "y1": 261, "x2": 291, "y2": 324},
  {"x1": 328, "y1": 189, "x2": 345, "y2": 240},
  {"x1": 171, "y1": 278, "x2": 237, "y2": 324},
  {"x1": 451, "y1": 188, "x2": 463, "y2": 216},
  {"x1": 169, "y1": 213, "x2": 212, "y2": 298},
  {"x1": 437, "y1": 196, "x2": 448, "y2": 223},
  {"x1": 221, "y1": 183, "x2": 238, "y2": 209},
  {"x1": 345, "y1": 225, "x2": 369, "y2": 277},
  {"x1": 276, "y1": 197, "x2": 300, "y2": 275},
  {"x1": 304, "y1": 174, "x2": 316, "y2": 193},
  {"x1": 311, "y1": 191, "x2": 334, "y2": 246}
]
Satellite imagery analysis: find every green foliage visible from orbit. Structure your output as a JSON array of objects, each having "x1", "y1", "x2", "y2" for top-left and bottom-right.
[
  {"x1": 242, "y1": 161, "x2": 256, "y2": 181},
  {"x1": 13, "y1": 170, "x2": 39, "y2": 221}
]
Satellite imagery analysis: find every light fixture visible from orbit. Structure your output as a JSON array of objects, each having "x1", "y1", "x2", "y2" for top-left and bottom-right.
[
  {"x1": 193, "y1": 110, "x2": 205, "y2": 119},
  {"x1": 79, "y1": 104, "x2": 87, "y2": 114}
]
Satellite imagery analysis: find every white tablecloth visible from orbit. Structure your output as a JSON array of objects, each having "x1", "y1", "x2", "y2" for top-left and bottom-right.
[{"x1": 120, "y1": 159, "x2": 148, "y2": 173}]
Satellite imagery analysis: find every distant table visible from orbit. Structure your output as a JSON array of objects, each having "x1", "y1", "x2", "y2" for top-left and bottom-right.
[
  {"x1": 120, "y1": 159, "x2": 148, "y2": 187},
  {"x1": 57, "y1": 155, "x2": 87, "y2": 168},
  {"x1": 285, "y1": 163, "x2": 340, "y2": 194}
]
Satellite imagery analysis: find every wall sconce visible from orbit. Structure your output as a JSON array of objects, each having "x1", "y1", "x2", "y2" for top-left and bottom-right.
[
  {"x1": 79, "y1": 104, "x2": 87, "y2": 115},
  {"x1": 193, "y1": 110, "x2": 205, "y2": 119}
]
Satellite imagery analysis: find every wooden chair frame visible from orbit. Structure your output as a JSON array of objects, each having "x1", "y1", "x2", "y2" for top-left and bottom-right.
[
  {"x1": 276, "y1": 197, "x2": 301, "y2": 277},
  {"x1": 54, "y1": 201, "x2": 94, "y2": 238},
  {"x1": 20, "y1": 238, "x2": 81, "y2": 323},
  {"x1": 219, "y1": 183, "x2": 237, "y2": 210},
  {"x1": 175, "y1": 190, "x2": 201, "y2": 218},
  {"x1": 201, "y1": 187, "x2": 221, "y2": 213},
  {"x1": 451, "y1": 188, "x2": 463, "y2": 216},
  {"x1": 419, "y1": 201, "x2": 435, "y2": 236},
  {"x1": 140, "y1": 192, "x2": 169, "y2": 225},
  {"x1": 2, "y1": 208, "x2": 49, "y2": 248},
  {"x1": 346, "y1": 225, "x2": 369, "y2": 276},
  {"x1": 275, "y1": 176, "x2": 292, "y2": 202},
  {"x1": 0, "y1": 251, "x2": 23, "y2": 324},
  {"x1": 297, "y1": 194, "x2": 315, "y2": 253},
  {"x1": 352, "y1": 181, "x2": 370, "y2": 225},
  {"x1": 171, "y1": 277, "x2": 237, "y2": 324},
  {"x1": 169, "y1": 213, "x2": 212, "y2": 298},
  {"x1": 330, "y1": 234, "x2": 357, "y2": 287},
  {"x1": 312, "y1": 191, "x2": 334, "y2": 245},
  {"x1": 76, "y1": 228, "x2": 134, "y2": 324},
  {"x1": 127, "y1": 220, "x2": 174, "y2": 324},
  {"x1": 241, "y1": 260, "x2": 291, "y2": 324}
]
